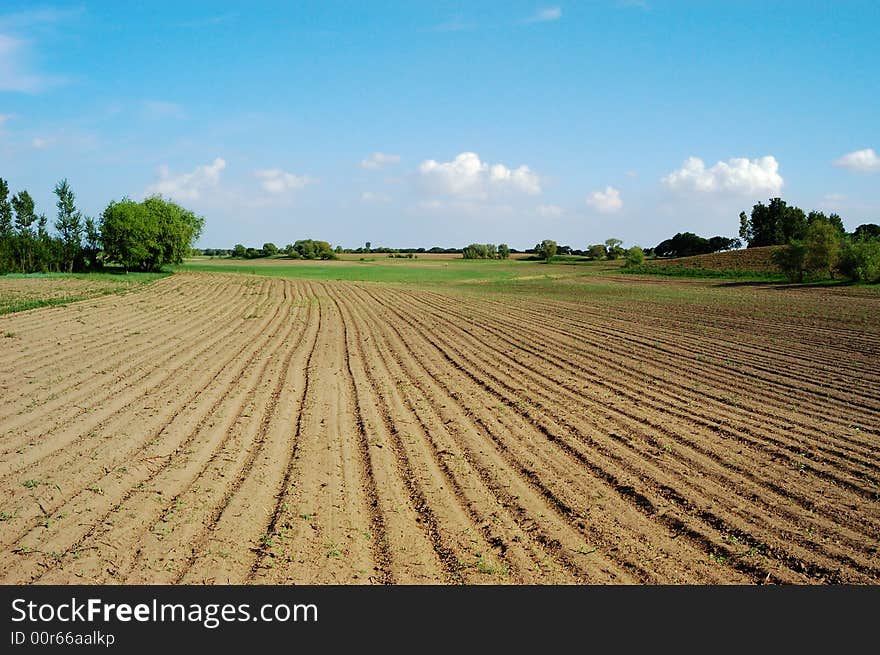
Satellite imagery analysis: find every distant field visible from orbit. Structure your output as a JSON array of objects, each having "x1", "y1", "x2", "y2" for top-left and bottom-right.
[
  {"x1": 2, "y1": 268, "x2": 879, "y2": 584},
  {"x1": 0, "y1": 272, "x2": 168, "y2": 316},
  {"x1": 175, "y1": 255, "x2": 617, "y2": 287}
]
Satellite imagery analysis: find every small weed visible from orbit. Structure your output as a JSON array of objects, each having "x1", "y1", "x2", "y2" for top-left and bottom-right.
[
  {"x1": 326, "y1": 542, "x2": 342, "y2": 559},
  {"x1": 86, "y1": 484, "x2": 104, "y2": 495},
  {"x1": 475, "y1": 555, "x2": 496, "y2": 575},
  {"x1": 259, "y1": 533, "x2": 274, "y2": 549},
  {"x1": 3, "y1": 331, "x2": 15, "y2": 338},
  {"x1": 22, "y1": 479, "x2": 41, "y2": 489},
  {"x1": 0, "y1": 510, "x2": 16, "y2": 521}
]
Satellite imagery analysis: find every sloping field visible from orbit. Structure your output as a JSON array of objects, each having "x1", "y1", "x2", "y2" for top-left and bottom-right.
[
  {"x1": 0, "y1": 273, "x2": 878, "y2": 584},
  {"x1": 651, "y1": 246, "x2": 783, "y2": 272}
]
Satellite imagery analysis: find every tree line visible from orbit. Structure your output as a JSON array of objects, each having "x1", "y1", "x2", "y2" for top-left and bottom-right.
[
  {"x1": 739, "y1": 198, "x2": 880, "y2": 282},
  {"x1": 0, "y1": 176, "x2": 204, "y2": 275}
]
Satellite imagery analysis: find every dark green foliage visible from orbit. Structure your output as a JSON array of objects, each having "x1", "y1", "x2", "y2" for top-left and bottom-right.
[
  {"x1": 852, "y1": 223, "x2": 880, "y2": 242},
  {"x1": 739, "y1": 198, "x2": 807, "y2": 247},
  {"x1": 707, "y1": 236, "x2": 741, "y2": 252},
  {"x1": 462, "y1": 243, "x2": 501, "y2": 259},
  {"x1": 290, "y1": 239, "x2": 337, "y2": 260},
  {"x1": 54, "y1": 179, "x2": 84, "y2": 273},
  {"x1": 604, "y1": 238, "x2": 624, "y2": 260},
  {"x1": 534, "y1": 239, "x2": 557, "y2": 262},
  {"x1": 803, "y1": 219, "x2": 841, "y2": 278},
  {"x1": 262, "y1": 242, "x2": 278, "y2": 256},
  {"x1": 0, "y1": 178, "x2": 89, "y2": 274},
  {"x1": 101, "y1": 196, "x2": 204, "y2": 272},
  {"x1": 498, "y1": 244, "x2": 510, "y2": 259},
  {"x1": 586, "y1": 244, "x2": 606, "y2": 260},
  {"x1": 838, "y1": 238, "x2": 880, "y2": 282},
  {"x1": 772, "y1": 241, "x2": 808, "y2": 281},
  {"x1": 807, "y1": 211, "x2": 845, "y2": 237},
  {"x1": 655, "y1": 232, "x2": 740, "y2": 258}
]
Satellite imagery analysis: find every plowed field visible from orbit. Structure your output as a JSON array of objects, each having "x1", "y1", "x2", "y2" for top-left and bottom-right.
[{"x1": 1, "y1": 273, "x2": 878, "y2": 584}]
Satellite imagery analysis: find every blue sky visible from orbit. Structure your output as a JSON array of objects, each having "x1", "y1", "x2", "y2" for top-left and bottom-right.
[{"x1": 1, "y1": 1, "x2": 878, "y2": 249}]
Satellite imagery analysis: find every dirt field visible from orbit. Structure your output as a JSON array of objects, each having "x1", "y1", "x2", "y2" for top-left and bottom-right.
[{"x1": 1, "y1": 272, "x2": 878, "y2": 584}]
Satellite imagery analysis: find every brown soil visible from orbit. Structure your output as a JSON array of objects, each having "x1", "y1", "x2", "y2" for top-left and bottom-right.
[{"x1": 0, "y1": 273, "x2": 877, "y2": 584}]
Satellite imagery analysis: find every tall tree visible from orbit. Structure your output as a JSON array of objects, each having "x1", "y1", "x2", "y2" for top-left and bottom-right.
[
  {"x1": 54, "y1": 179, "x2": 83, "y2": 272},
  {"x1": 740, "y1": 198, "x2": 807, "y2": 247},
  {"x1": 0, "y1": 178, "x2": 12, "y2": 238}
]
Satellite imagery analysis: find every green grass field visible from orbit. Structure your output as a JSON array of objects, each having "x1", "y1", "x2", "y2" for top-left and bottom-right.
[
  {"x1": 174, "y1": 255, "x2": 619, "y2": 288},
  {"x1": 0, "y1": 271, "x2": 168, "y2": 316}
]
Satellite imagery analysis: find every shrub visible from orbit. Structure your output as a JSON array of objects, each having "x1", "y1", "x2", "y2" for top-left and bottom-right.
[{"x1": 625, "y1": 246, "x2": 645, "y2": 267}]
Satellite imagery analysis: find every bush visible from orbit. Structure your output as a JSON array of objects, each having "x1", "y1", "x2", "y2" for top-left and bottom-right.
[
  {"x1": 839, "y1": 238, "x2": 880, "y2": 282},
  {"x1": 625, "y1": 246, "x2": 644, "y2": 267},
  {"x1": 772, "y1": 241, "x2": 807, "y2": 282},
  {"x1": 498, "y1": 244, "x2": 510, "y2": 259}
]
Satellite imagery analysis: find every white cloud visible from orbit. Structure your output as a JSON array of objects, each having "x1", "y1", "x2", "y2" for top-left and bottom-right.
[
  {"x1": 0, "y1": 113, "x2": 12, "y2": 127},
  {"x1": 833, "y1": 148, "x2": 880, "y2": 173},
  {"x1": 254, "y1": 168, "x2": 315, "y2": 194},
  {"x1": 524, "y1": 7, "x2": 562, "y2": 23},
  {"x1": 537, "y1": 204, "x2": 564, "y2": 217},
  {"x1": 662, "y1": 155, "x2": 783, "y2": 195},
  {"x1": 142, "y1": 100, "x2": 185, "y2": 120},
  {"x1": 418, "y1": 152, "x2": 542, "y2": 198},
  {"x1": 586, "y1": 186, "x2": 623, "y2": 213},
  {"x1": 360, "y1": 152, "x2": 401, "y2": 170},
  {"x1": 145, "y1": 157, "x2": 226, "y2": 201},
  {"x1": 31, "y1": 137, "x2": 49, "y2": 149},
  {"x1": 0, "y1": 35, "x2": 42, "y2": 92},
  {"x1": 0, "y1": 7, "x2": 77, "y2": 92},
  {"x1": 361, "y1": 191, "x2": 391, "y2": 204}
]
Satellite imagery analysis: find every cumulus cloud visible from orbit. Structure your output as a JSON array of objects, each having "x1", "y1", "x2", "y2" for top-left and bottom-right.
[
  {"x1": 418, "y1": 152, "x2": 542, "y2": 198},
  {"x1": 833, "y1": 148, "x2": 880, "y2": 173},
  {"x1": 360, "y1": 152, "x2": 401, "y2": 170},
  {"x1": 662, "y1": 155, "x2": 783, "y2": 195},
  {"x1": 586, "y1": 186, "x2": 623, "y2": 213},
  {"x1": 537, "y1": 204, "x2": 564, "y2": 217},
  {"x1": 254, "y1": 168, "x2": 315, "y2": 194},
  {"x1": 32, "y1": 137, "x2": 49, "y2": 149},
  {"x1": 145, "y1": 157, "x2": 226, "y2": 201},
  {"x1": 524, "y1": 7, "x2": 562, "y2": 23}
]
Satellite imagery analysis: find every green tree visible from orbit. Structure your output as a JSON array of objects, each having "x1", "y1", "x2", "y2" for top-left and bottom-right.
[
  {"x1": 604, "y1": 238, "x2": 623, "y2": 260},
  {"x1": 807, "y1": 211, "x2": 845, "y2": 237},
  {"x1": 740, "y1": 198, "x2": 807, "y2": 247},
  {"x1": 535, "y1": 239, "x2": 557, "y2": 262},
  {"x1": 232, "y1": 243, "x2": 247, "y2": 258},
  {"x1": 54, "y1": 179, "x2": 84, "y2": 272},
  {"x1": 804, "y1": 219, "x2": 842, "y2": 278},
  {"x1": 0, "y1": 178, "x2": 11, "y2": 238},
  {"x1": 365, "y1": 241, "x2": 371, "y2": 253},
  {"x1": 101, "y1": 196, "x2": 204, "y2": 272},
  {"x1": 772, "y1": 240, "x2": 807, "y2": 282},
  {"x1": 587, "y1": 244, "x2": 606, "y2": 260},
  {"x1": 498, "y1": 243, "x2": 510, "y2": 259},
  {"x1": 83, "y1": 217, "x2": 101, "y2": 269},
  {"x1": 852, "y1": 223, "x2": 880, "y2": 241},
  {"x1": 292, "y1": 239, "x2": 336, "y2": 260},
  {"x1": 839, "y1": 238, "x2": 880, "y2": 282},
  {"x1": 262, "y1": 242, "x2": 278, "y2": 256},
  {"x1": 625, "y1": 246, "x2": 644, "y2": 267}
]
